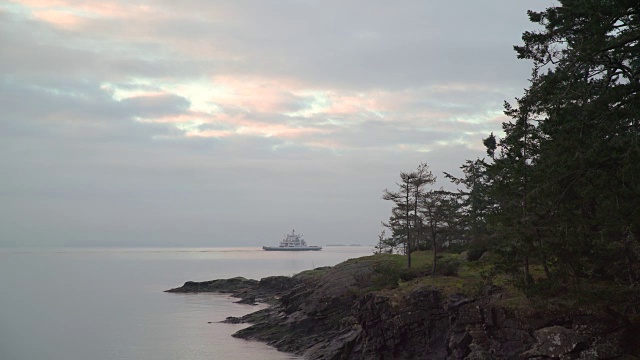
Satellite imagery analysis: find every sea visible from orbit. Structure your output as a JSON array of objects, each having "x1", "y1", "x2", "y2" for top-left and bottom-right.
[{"x1": 0, "y1": 246, "x2": 374, "y2": 360}]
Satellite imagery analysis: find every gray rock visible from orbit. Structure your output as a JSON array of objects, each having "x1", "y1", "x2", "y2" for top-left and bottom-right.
[
  {"x1": 169, "y1": 257, "x2": 640, "y2": 359},
  {"x1": 522, "y1": 326, "x2": 586, "y2": 359}
]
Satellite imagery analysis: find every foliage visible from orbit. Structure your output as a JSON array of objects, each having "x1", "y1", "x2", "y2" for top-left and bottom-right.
[
  {"x1": 433, "y1": 257, "x2": 460, "y2": 276},
  {"x1": 466, "y1": 244, "x2": 487, "y2": 262},
  {"x1": 373, "y1": 229, "x2": 396, "y2": 254},
  {"x1": 444, "y1": 158, "x2": 496, "y2": 244},
  {"x1": 381, "y1": 1, "x2": 640, "y2": 304},
  {"x1": 382, "y1": 163, "x2": 436, "y2": 268},
  {"x1": 482, "y1": 0, "x2": 640, "y2": 286}
]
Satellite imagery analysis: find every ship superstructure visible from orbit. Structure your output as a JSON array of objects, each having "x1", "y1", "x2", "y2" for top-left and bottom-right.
[{"x1": 262, "y1": 230, "x2": 322, "y2": 251}]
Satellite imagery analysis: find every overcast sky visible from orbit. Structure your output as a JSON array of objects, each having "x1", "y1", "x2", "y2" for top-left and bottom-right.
[{"x1": 1, "y1": 1, "x2": 548, "y2": 247}]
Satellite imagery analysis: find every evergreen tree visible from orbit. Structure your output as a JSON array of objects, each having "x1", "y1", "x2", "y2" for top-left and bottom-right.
[
  {"x1": 420, "y1": 187, "x2": 456, "y2": 275},
  {"x1": 487, "y1": 0, "x2": 640, "y2": 285},
  {"x1": 383, "y1": 163, "x2": 436, "y2": 268},
  {"x1": 444, "y1": 158, "x2": 495, "y2": 245}
]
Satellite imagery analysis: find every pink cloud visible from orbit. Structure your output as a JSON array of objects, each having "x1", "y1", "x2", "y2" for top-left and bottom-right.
[
  {"x1": 13, "y1": 0, "x2": 131, "y2": 17},
  {"x1": 210, "y1": 75, "x2": 301, "y2": 114},
  {"x1": 12, "y1": 0, "x2": 146, "y2": 29},
  {"x1": 10, "y1": 0, "x2": 68, "y2": 7},
  {"x1": 205, "y1": 112, "x2": 330, "y2": 139},
  {"x1": 239, "y1": 123, "x2": 327, "y2": 139},
  {"x1": 186, "y1": 129, "x2": 234, "y2": 138},
  {"x1": 135, "y1": 113, "x2": 201, "y2": 124},
  {"x1": 131, "y1": 100, "x2": 331, "y2": 142},
  {"x1": 323, "y1": 93, "x2": 384, "y2": 116},
  {"x1": 31, "y1": 9, "x2": 85, "y2": 28}
]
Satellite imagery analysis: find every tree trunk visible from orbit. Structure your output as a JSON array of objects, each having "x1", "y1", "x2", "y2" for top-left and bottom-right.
[
  {"x1": 432, "y1": 241, "x2": 437, "y2": 275},
  {"x1": 524, "y1": 256, "x2": 530, "y2": 286},
  {"x1": 626, "y1": 254, "x2": 637, "y2": 284},
  {"x1": 406, "y1": 190, "x2": 412, "y2": 269},
  {"x1": 431, "y1": 227, "x2": 437, "y2": 276},
  {"x1": 623, "y1": 227, "x2": 638, "y2": 284},
  {"x1": 543, "y1": 261, "x2": 551, "y2": 280}
]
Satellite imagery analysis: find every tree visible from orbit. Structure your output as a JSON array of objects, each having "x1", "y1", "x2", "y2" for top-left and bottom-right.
[
  {"x1": 444, "y1": 158, "x2": 495, "y2": 245},
  {"x1": 420, "y1": 188, "x2": 456, "y2": 275},
  {"x1": 411, "y1": 163, "x2": 437, "y2": 251},
  {"x1": 486, "y1": 0, "x2": 640, "y2": 286},
  {"x1": 383, "y1": 173, "x2": 412, "y2": 266},
  {"x1": 524, "y1": 0, "x2": 640, "y2": 284},
  {"x1": 383, "y1": 163, "x2": 436, "y2": 268},
  {"x1": 374, "y1": 229, "x2": 396, "y2": 254}
]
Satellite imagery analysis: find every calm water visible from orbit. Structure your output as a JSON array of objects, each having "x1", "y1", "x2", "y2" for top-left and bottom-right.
[{"x1": 0, "y1": 246, "x2": 373, "y2": 360}]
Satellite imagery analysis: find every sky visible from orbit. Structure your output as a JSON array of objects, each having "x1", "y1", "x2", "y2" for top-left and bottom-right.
[{"x1": 0, "y1": 0, "x2": 549, "y2": 247}]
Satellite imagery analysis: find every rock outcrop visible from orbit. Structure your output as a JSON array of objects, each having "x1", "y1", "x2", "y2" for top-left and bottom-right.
[
  {"x1": 167, "y1": 258, "x2": 640, "y2": 359},
  {"x1": 165, "y1": 275, "x2": 298, "y2": 304}
]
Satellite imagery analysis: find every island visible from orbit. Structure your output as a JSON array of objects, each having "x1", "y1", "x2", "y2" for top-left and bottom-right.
[{"x1": 166, "y1": 252, "x2": 640, "y2": 359}]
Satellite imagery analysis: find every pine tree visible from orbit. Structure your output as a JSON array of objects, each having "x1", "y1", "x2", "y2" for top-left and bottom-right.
[
  {"x1": 487, "y1": 0, "x2": 640, "y2": 285},
  {"x1": 383, "y1": 163, "x2": 436, "y2": 268}
]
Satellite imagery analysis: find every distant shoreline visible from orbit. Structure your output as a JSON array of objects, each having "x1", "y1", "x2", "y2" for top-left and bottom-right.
[{"x1": 324, "y1": 244, "x2": 366, "y2": 247}]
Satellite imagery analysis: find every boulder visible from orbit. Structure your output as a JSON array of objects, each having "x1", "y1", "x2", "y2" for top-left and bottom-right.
[{"x1": 522, "y1": 326, "x2": 586, "y2": 359}]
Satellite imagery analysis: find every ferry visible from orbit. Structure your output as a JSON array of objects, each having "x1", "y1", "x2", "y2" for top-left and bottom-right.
[{"x1": 262, "y1": 230, "x2": 322, "y2": 251}]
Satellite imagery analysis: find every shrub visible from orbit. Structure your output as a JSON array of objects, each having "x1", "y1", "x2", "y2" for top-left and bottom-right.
[
  {"x1": 466, "y1": 246, "x2": 487, "y2": 261},
  {"x1": 446, "y1": 243, "x2": 467, "y2": 254},
  {"x1": 435, "y1": 258, "x2": 461, "y2": 276},
  {"x1": 398, "y1": 268, "x2": 421, "y2": 281},
  {"x1": 366, "y1": 261, "x2": 402, "y2": 290}
]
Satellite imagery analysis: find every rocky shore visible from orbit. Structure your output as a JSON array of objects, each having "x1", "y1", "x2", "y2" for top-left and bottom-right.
[{"x1": 166, "y1": 256, "x2": 640, "y2": 359}]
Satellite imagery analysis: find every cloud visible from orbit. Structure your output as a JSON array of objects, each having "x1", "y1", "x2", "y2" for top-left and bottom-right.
[
  {"x1": 120, "y1": 93, "x2": 191, "y2": 118},
  {"x1": 0, "y1": 0, "x2": 547, "y2": 246}
]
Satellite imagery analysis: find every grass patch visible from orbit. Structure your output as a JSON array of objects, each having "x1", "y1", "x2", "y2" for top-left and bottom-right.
[
  {"x1": 357, "y1": 251, "x2": 496, "y2": 297},
  {"x1": 367, "y1": 251, "x2": 545, "y2": 303},
  {"x1": 347, "y1": 251, "x2": 640, "y2": 315},
  {"x1": 294, "y1": 267, "x2": 331, "y2": 281},
  {"x1": 434, "y1": 257, "x2": 461, "y2": 276}
]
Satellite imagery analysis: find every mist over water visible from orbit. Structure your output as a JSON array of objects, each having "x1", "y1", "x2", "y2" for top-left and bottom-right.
[{"x1": 0, "y1": 246, "x2": 373, "y2": 360}]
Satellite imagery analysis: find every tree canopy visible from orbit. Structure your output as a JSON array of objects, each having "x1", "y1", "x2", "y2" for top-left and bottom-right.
[
  {"x1": 500, "y1": 0, "x2": 640, "y2": 284},
  {"x1": 381, "y1": 1, "x2": 640, "y2": 290}
]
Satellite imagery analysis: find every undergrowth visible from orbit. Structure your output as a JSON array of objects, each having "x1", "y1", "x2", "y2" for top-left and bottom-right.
[{"x1": 348, "y1": 251, "x2": 640, "y2": 314}]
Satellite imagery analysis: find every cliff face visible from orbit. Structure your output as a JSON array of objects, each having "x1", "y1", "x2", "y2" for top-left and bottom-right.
[
  {"x1": 345, "y1": 288, "x2": 637, "y2": 359},
  {"x1": 168, "y1": 258, "x2": 640, "y2": 359}
]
